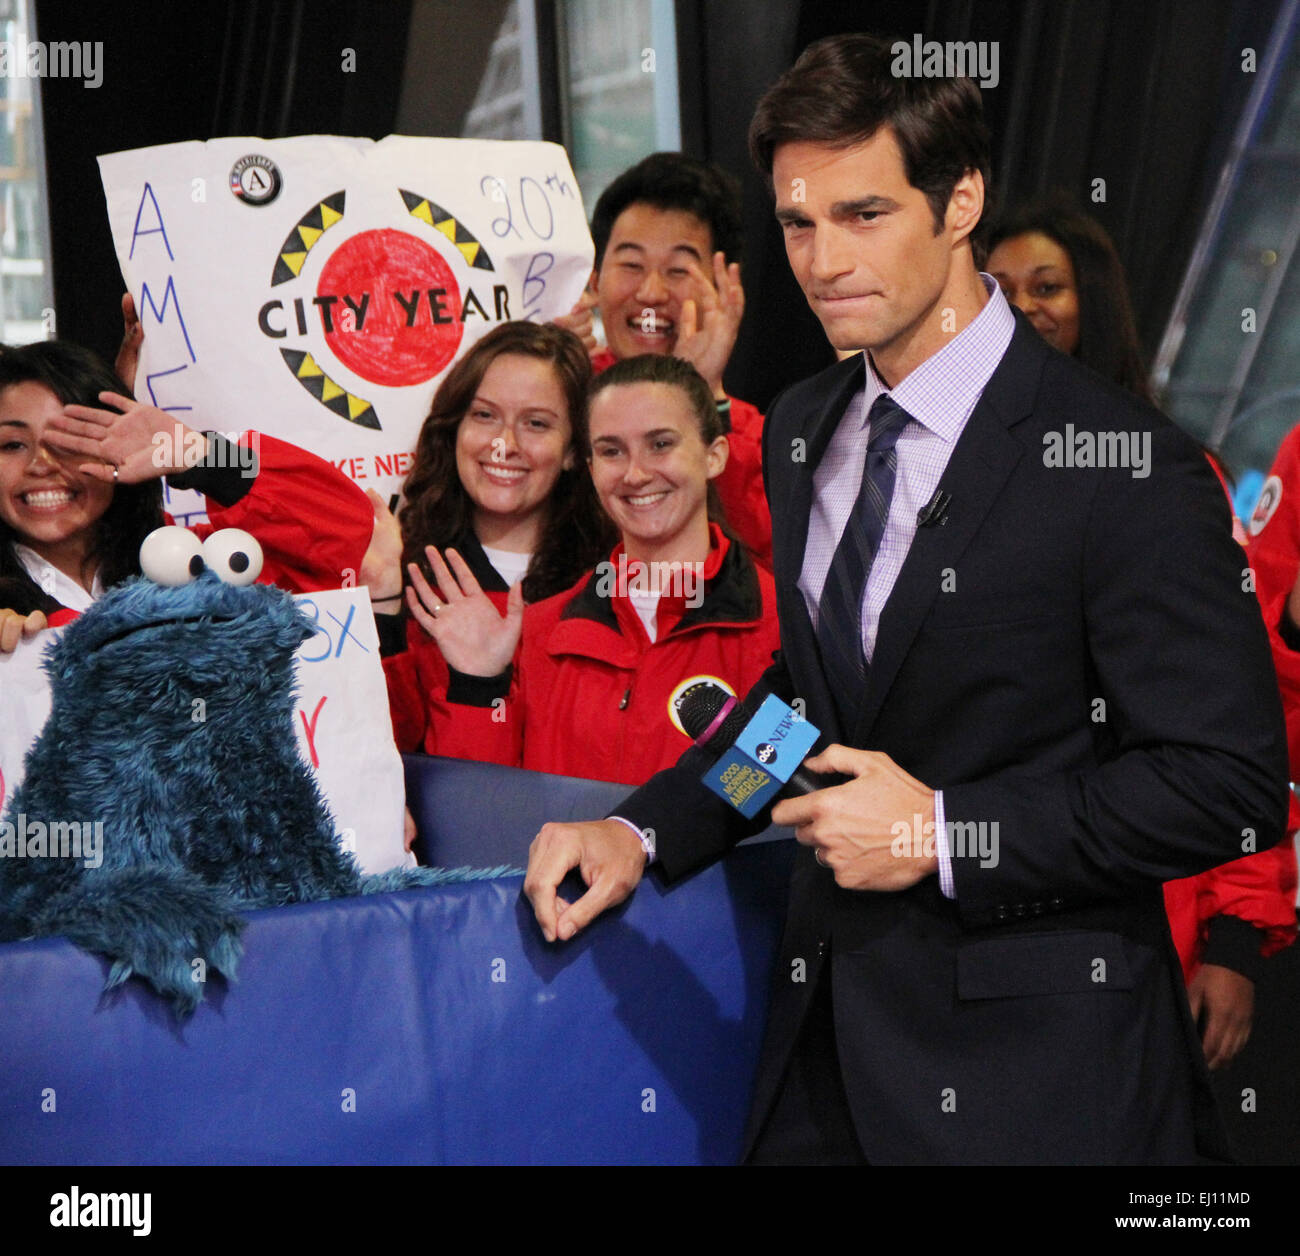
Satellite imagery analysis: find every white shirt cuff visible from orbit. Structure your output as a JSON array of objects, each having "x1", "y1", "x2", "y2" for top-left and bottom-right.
[
  {"x1": 934, "y1": 791, "x2": 955, "y2": 899},
  {"x1": 610, "y1": 815, "x2": 655, "y2": 864}
]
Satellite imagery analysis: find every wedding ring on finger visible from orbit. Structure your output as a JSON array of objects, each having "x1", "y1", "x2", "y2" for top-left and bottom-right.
[{"x1": 814, "y1": 849, "x2": 829, "y2": 868}]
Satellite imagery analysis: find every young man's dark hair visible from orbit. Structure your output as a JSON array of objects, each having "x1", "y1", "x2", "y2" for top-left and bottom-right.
[
  {"x1": 589, "y1": 152, "x2": 744, "y2": 270},
  {"x1": 748, "y1": 32, "x2": 992, "y2": 234}
]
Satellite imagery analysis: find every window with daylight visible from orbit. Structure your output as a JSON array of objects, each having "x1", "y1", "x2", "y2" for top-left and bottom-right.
[
  {"x1": 1153, "y1": 1, "x2": 1300, "y2": 514},
  {"x1": 0, "y1": 0, "x2": 54, "y2": 343},
  {"x1": 555, "y1": 0, "x2": 680, "y2": 217},
  {"x1": 462, "y1": 1, "x2": 538, "y2": 142},
  {"x1": 459, "y1": 0, "x2": 682, "y2": 219}
]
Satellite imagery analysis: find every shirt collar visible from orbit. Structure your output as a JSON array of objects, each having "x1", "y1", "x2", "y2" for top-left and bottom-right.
[
  {"x1": 14, "y1": 542, "x2": 102, "y2": 612},
  {"x1": 859, "y1": 274, "x2": 1015, "y2": 445},
  {"x1": 607, "y1": 522, "x2": 728, "y2": 587}
]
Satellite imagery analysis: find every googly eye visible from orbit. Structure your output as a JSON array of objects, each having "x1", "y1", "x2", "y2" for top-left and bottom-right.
[
  {"x1": 201, "y1": 528, "x2": 263, "y2": 586},
  {"x1": 139, "y1": 526, "x2": 205, "y2": 587}
]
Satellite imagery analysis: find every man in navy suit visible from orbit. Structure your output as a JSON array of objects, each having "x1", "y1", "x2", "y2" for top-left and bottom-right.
[{"x1": 523, "y1": 33, "x2": 1288, "y2": 1163}]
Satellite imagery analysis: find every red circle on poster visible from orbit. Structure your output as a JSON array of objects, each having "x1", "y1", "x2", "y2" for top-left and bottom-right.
[{"x1": 317, "y1": 228, "x2": 464, "y2": 387}]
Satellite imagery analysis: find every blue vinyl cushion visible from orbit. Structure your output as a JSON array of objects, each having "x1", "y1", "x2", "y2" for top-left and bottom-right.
[{"x1": 0, "y1": 755, "x2": 793, "y2": 1165}]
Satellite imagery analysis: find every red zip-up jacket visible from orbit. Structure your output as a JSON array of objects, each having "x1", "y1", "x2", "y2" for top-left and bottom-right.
[
  {"x1": 592, "y1": 349, "x2": 771, "y2": 570},
  {"x1": 1159, "y1": 450, "x2": 1299, "y2": 982},
  {"x1": 424, "y1": 525, "x2": 779, "y2": 785},
  {"x1": 380, "y1": 532, "x2": 512, "y2": 753}
]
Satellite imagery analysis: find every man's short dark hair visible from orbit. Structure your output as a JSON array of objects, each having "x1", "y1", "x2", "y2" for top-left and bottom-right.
[
  {"x1": 590, "y1": 152, "x2": 744, "y2": 271},
  {"x1": 748, "y1": 32, "x2": 992, "y2": 234}
]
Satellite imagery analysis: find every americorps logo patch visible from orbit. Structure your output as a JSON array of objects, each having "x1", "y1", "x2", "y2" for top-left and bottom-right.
[
  {"x1": 229, "y1": 153, "x2": 282, "y2": 205},
  {"x1": 1249, "y1": 474, "x2": 1283, "y2": 537}
]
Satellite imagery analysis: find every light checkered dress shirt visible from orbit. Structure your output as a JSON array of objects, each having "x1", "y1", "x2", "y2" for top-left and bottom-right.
[{"x1": 798, "y1": 276, "x2": 1016, "y2": 896}]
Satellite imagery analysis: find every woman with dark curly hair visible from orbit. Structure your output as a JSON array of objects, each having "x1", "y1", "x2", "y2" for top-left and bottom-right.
[
  {"x1": 376, "y1": 321, "x2": 615, "y2": 751},
  {"x1": 0, "y1": 339, "x2": 373, "y2": 650}
]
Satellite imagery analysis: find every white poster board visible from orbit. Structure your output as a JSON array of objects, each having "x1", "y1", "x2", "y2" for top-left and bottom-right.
[
  {"x1": 98, "y1": 135, "x2": 593, "y2": 524},
  {"x1": 0, "y1": 587, "x2": 408, "y2": 876}
]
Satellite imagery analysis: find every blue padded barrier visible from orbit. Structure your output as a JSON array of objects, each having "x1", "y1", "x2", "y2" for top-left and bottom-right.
[
  {"x1": 0, "y1": 756, "x2": 795, "y2": 1165},
  {"x1": 404, "y1": 753, "x2": 635, "y2": 867},
  {"x1": 401, "y1": 752, "x2": 790, "y2": 867}
]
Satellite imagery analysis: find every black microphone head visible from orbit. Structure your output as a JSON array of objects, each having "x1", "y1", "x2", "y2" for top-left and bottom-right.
[
  {"x1": 677, "y1": 682, "x2": 732, "y2": 741},
  {"x1": 677, "y1": 682, "x2": 767, "y2": 752}
]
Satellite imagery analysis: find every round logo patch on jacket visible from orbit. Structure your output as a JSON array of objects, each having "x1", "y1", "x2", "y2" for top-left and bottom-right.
[{"x1": 1249, "y1": 475, "x2": 1283, "y2": 537}]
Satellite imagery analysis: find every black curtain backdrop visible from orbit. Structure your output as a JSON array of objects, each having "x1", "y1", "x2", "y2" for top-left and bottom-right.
[
  {"x1": 33, "y1": 0, "x2": 411, "y2": 362},
  {"x1": 33, "y1": 0, "x2": 1282, "y2": 396}
]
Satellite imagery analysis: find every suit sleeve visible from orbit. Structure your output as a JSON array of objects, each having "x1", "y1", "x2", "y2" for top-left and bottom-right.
[
  {"x1": 945, "y1": 426, "x2": 1290, "y2": 927},
  {"x1": 614, "y1": 647, "x2": 795, "y2": 881}
]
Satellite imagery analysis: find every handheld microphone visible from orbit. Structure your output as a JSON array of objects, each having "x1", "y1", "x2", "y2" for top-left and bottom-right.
[{"x1": 677, "y1": 686, "x2": 842, "y2": 816}]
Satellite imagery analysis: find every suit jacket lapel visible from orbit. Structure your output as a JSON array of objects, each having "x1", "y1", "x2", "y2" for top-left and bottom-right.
[
  {"x1": 774, "y1": 355, "x2": 866, "y2": 745},
  {"x1": 775, "y1": 353, "x2": 865, "y2": 581},
  {"x1": 849, "y1": 319, "x2": 1045, "y2": 746}
]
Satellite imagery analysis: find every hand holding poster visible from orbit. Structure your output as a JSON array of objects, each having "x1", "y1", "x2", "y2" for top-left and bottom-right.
[{"x1": 97, "y1": 136, "x2": 594, "y2": 523}]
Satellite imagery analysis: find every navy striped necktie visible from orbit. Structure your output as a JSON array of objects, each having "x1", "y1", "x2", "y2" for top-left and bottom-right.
[{"x1": 816, "y1": 392, "x2": 911, "y2": 728}]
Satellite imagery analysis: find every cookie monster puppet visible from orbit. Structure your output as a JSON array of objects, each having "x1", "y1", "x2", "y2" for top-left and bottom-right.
[{"x1": 0, "y1": 526, "x2": 510, "y2": 1016}]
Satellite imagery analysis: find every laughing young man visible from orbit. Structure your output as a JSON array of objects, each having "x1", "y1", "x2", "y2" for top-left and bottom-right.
[{"x1": 557, "y1": 153, "x2": 772, "y2": 568}]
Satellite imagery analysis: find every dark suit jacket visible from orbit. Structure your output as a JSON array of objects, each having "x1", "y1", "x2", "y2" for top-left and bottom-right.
[{"x1": 616, "y1": 314, "x2": 1290, "y2": 1164}]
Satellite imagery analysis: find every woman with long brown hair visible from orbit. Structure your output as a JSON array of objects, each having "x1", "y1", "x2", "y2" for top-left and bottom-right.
[{"x1": 377, "y1": 321, "x2": 614, "y2": 750}]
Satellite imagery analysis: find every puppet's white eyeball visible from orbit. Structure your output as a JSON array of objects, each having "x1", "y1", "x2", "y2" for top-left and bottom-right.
[
  {"x1": 201, "y1": 529, "x2": 263, "y2": 586},
  {"x1": 139, "y1": 526, "x2": 205, "y2": 586}
]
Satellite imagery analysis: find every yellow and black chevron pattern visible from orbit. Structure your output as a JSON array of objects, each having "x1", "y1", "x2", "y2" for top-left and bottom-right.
[
  {"x1": 399, "y1": 189, "x2": 495, "y2": 271},
  {"x1": 279, "y1": 347, "x2": 379, "y2": 430},
  {"x1": 271, "y1": 192, "x2": 347, "y2": 287}
]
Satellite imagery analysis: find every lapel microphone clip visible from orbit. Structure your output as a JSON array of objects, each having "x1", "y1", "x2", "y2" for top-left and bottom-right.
[{"x1": 917, "y1": 490, "x2": 952, "y2": 528}]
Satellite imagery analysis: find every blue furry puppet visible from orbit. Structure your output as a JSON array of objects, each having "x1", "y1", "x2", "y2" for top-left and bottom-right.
[{"x1": 0, "y1": 526, "x2": 507, "y2": 1016}]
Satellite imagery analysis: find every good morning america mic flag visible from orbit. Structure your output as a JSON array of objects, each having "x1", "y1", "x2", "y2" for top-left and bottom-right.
[
  {"x1": 98, "y1": 136, "x2": 593, "y2": 523},
  {"x1": 702, "y1": 695, "x2": 821, "y2": 818}
]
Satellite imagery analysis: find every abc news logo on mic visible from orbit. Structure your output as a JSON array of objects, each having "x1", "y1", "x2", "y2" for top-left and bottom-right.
[{"x1": 701, "y1": 695, "x2": 820, "y2": 818}]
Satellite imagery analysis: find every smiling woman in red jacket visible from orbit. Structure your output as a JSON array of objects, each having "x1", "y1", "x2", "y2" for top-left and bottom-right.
[
  {"x1": 375, "y1": 322, "x2": 615, "y2": 751},
  {"x1": 404, "y1": 354, "x2": 779, "y2": 786}
]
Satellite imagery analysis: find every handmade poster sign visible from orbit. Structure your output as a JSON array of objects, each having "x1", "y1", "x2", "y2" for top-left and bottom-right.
[
  {"x1": 0, "y1": 587, "x2": 408, "y2": 875},
  {"x1": 98, "y1": 136, "x2": 593, "y2": 523}
]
